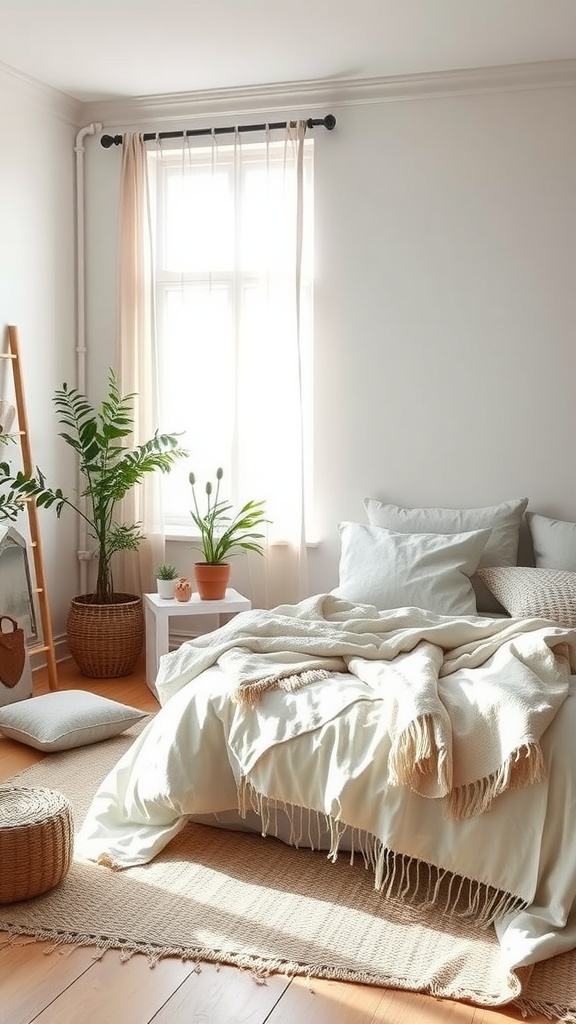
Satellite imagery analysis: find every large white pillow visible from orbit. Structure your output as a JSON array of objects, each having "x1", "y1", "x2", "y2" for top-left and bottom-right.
[
  {"x1": 0, "y1": 690, "x2": 147, "y2": 752},
  {"x1": 332, "y1": 522, "x2": 491, "y2": 615},
  {"x1": 526, "y1": 512, "x2": 576, "y2": 571},
  {"x1": 364, "y1": 497, "x2": 528, "y2": 613}
]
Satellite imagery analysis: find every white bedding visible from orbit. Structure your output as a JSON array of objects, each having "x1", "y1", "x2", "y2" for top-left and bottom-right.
[{"x1": 77, "y1": 595, "x2": 576, "y2": 975}]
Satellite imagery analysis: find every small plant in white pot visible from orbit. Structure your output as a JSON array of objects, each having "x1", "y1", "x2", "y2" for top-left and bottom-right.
[
  {"x1": 155, "y1": 564, "x2": 179, "y2": 599},
  {"x1": 189, "y1": 468, "x2": 268, "y2": 600}
]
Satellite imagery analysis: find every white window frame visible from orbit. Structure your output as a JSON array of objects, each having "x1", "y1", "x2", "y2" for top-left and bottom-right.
[{"x1": 148, "y1": 136, "x2": 315, "y2": 537}]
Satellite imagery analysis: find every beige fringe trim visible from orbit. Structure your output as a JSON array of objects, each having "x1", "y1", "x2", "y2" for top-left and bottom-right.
[
  {"x1": 5, "y1": 926, "x2": 575, "y2": 1019},
  {"x1": 387, "y1": 723, "x2": 546, "y2": 822},
  {"x1": 448, "y1": 742, "x2": 547, "y2": 821},
  {"x1": 233, "y1": 668, "x2": 331, "y2": 706},
  {"x1": 237, "y1": 776, "x2": 527, "y2": 928},
  {"x1": 0, "y1": 926, "x2": 530, "y2": 1006},
  {"x1": 96, "y1": 853, "x2": 123, "y2": 870},
  {"x1": 514, "y1": 996, "x2": 576, "y2": 1023},
  {"x1": 388, "y1": 713, "x2": 450, "y2": 794}
]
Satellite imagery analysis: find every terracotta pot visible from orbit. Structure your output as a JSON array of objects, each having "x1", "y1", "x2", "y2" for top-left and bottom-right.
[
  {"x1": 194, "y1": 562, "x2": 231, "y2": 600},
  {"x1": 174, "y1": 578, "x2": 192, "y2": 602},
  {"x1": 67, "y1": 593, "x2": 144, "y2": 678}
]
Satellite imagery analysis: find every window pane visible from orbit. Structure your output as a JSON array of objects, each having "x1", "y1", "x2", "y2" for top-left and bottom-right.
[
  {"x1": 159, "y1": 283, "x2": 235, "y2": 516},
  {"x1": 163, "y1": 164, "x2": 233, "y2": 271},
  {"x1": 151, "y1": 137, "x2": 315, "y2": 531}
]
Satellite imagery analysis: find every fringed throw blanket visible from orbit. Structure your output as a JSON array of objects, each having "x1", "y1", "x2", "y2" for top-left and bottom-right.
[
  {"x1": 156, "y1": 594, "x2": 576, "y2": 821},
  {"x1": 236, "y1": 775, "x2": 527, "y2": 928},
  {"x1": 79, "y1": 597, "x2": 576, "y2": 978}
]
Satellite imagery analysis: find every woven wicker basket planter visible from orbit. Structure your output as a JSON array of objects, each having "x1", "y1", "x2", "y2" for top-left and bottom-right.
[
  {"x1": 0, "y1": 786, "x2": 74, "y2": 903},
  {"x1": 67, "y1": 593, "x2": 144, "y2": 678}
]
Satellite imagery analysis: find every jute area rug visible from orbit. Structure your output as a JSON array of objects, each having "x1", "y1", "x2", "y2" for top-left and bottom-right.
[{"x1": 1, "y1": 724, "x2": 576, "y2": 1022}]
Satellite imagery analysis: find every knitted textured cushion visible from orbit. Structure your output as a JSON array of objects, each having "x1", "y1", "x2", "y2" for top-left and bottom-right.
[{"x1": 476, "y1": 567, "x2": 576, "y2": 627}]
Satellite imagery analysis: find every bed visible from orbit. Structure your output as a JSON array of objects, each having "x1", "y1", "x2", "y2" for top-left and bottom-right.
[{"x1": 77, "y1": 496, "x2": 576, "y2": 980}]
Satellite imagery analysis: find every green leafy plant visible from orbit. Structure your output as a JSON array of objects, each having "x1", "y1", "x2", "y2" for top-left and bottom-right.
[
  {"x1": 155, "y1": 563, "x2": 179, "y2": 580},
  {"x1": 10, "y1": 369, "x2": 188, "y2": 604},
  {"x1": 189, "y1": 468, "x2": 268, "y2": 565},
  {"x1": 0, "y1": 432, "x2": 25, "y2": 521}
]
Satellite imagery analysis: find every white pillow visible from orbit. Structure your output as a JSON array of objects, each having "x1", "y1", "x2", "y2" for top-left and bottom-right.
[
  {"x1": 526, "y1": 512, "x2": 576, "y2": 571},
  {"x1": 364, "y1": 496, "x2": 528, "y2": 614},
  {"x1": 476, "y1": 566, "x2": 576, "y2": 627},
  {"x1": 332, "y1": 522, "x2": 491, "y2": 615},
  {"x1": 0, "y1": 690, "x2": 147, "y2": 752}
]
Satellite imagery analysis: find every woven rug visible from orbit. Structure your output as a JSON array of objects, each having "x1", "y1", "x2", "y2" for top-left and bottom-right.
[{"x1": 1, "y1": 724, "x2": 576, "y2": 1022}]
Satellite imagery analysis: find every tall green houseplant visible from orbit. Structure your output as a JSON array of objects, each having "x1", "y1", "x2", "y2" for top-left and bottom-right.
[
  {"x1": 11, "y1": 369, "x2": 187, "y2": 604},
  {"x1": 8, "y1": 369, "x2": 187, "y2": 678}
]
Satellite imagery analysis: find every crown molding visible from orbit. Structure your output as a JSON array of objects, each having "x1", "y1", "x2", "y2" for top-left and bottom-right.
[
  {"x1": 82, "y1": 58, "x2": 576, "y2": 129},
  {"x1": 0, "y1": 59, "x2": 81, "y2": 125}
]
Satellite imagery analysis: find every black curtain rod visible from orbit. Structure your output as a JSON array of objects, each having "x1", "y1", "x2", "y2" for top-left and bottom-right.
[{"x1": 100, "y1": 114, "x2": 336, "y2": 148}]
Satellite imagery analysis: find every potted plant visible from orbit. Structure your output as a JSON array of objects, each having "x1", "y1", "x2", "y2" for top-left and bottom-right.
[
  {"x1": 155, "y1": 563, "x2": 179, "y2": 599},
  {"x1": 10, "y1": 369, "x2": 187, "y2": 677},
  {"x1": 189, "y1": 468, "x2": 268, "y2": 600}
]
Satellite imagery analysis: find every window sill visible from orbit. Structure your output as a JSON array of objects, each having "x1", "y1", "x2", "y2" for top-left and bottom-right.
[{"x1": 165, "y1": 527, "x2": 318, "y2": 548}]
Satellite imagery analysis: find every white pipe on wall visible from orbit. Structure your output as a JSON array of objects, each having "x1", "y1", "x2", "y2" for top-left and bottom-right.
[{"x1": 74, "y1": 122, "x2": 101, "y2": 594}]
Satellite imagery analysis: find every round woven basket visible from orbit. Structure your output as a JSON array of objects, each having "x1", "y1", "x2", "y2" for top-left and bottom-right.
[
  {"x1": 0, "y1": 787, "x2": 74, "y2": 903},
  {"x1": 67, "y1": 593, "x2": 144, "y2": 678}
]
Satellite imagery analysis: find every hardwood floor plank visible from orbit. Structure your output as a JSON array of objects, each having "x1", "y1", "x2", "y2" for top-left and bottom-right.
[
  {"x1": 0, "y1": 934, "x2": 96, "y2": 1024},
  {"x1": 149, "y1": 961, "x2": 291, "y2": 1023},
  {"x1": 263, "y1": 976, "x2": 480, "y2": 1024},
  {"x1": 472, "y1": 1003, "x2": 550, "y2": 1024},
  {"x1": 263, "y1": 975, "x2": 398, "y2": 1023},
  {"x1": 0, "y1": 740, "x2": 44, "y2": 782},
  {"x1": 30, "y1": 949, "x2": 195, "y2": 1024}
]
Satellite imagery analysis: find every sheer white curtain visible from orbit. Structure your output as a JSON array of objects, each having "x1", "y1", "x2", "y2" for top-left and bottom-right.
[
  {"x1": 116, "y1": 123, "x2": 311, "y2": 607},
  {"x1": 228, "y1": 121, "x2": 311, "y2": 607},
  {"x1": 114, "y1": 133, "x2": 166, "y2": 597}
]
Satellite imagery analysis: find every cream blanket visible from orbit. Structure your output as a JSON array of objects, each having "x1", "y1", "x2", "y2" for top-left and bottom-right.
[{"x1": 155, "y1": 594, "x2": 576, "y2": 820}]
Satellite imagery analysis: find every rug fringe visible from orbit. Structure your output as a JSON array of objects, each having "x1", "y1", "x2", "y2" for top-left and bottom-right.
[
  {"x1": 514, "y1": 997, "x2": 576, "y2": 1023},
  {"x1": 11, "y1": 920, "x2": 576, "y2": 1020},
  {"x1": 237, "y1": 776, "x2": 527, "y2": 928},
  {"x1": 2, "y1": 918, "x2": 517, "y2": 1000}
]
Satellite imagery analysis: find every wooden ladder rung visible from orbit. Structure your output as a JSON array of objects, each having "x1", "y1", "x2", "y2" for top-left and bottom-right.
[{"x1": 28, "y1": 643, "x2": 50, "y2": 656}]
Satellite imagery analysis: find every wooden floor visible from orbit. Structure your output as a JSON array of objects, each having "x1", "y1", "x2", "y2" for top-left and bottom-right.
[{"x1": 0, "y1": 659, "x2": 548, "y2": 1024}]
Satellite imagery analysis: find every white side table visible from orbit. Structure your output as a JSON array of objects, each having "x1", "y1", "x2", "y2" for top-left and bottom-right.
[{"x1": 143, "y1": 589, "x2": 251, "y2": 693}]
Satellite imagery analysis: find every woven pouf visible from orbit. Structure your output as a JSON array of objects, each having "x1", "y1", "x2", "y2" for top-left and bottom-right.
[{"x1": 0, "y1": 786, "x2": 74, "y2": 903}]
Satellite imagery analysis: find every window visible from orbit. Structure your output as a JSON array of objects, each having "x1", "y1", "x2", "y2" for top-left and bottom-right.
[{"x1": 148, "y1": 134, "x2": 315, "y2": 538}]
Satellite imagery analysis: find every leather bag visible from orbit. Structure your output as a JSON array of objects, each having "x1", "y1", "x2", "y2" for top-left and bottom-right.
[{"x1": 0, "y1": 615, "x2": 26, "y2": 688}]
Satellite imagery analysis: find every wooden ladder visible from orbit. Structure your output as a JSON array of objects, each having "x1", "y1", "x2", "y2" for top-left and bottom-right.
[{"x1": 1, "y1": 325, "x2": 58, "y2": 689}]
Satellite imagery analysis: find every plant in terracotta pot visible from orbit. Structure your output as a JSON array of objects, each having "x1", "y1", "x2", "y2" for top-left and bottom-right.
[
  {"x1": 9, "y1": 369, "x2": 187, "y2": 677},
  {"x1": 155, "y1": 563, "x2": 180, "y2": 599},
  {"x1": 189, "y1": 468, "x2": 268, "y2": 600}
]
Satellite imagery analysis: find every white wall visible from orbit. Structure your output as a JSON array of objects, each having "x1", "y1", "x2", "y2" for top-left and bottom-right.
[
  {"x1": 82, "y1": 68, "x2": 576, "y2": 601},
  {"x1": 0, "y1": 65, "x2": 79, "y2": 645}
]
